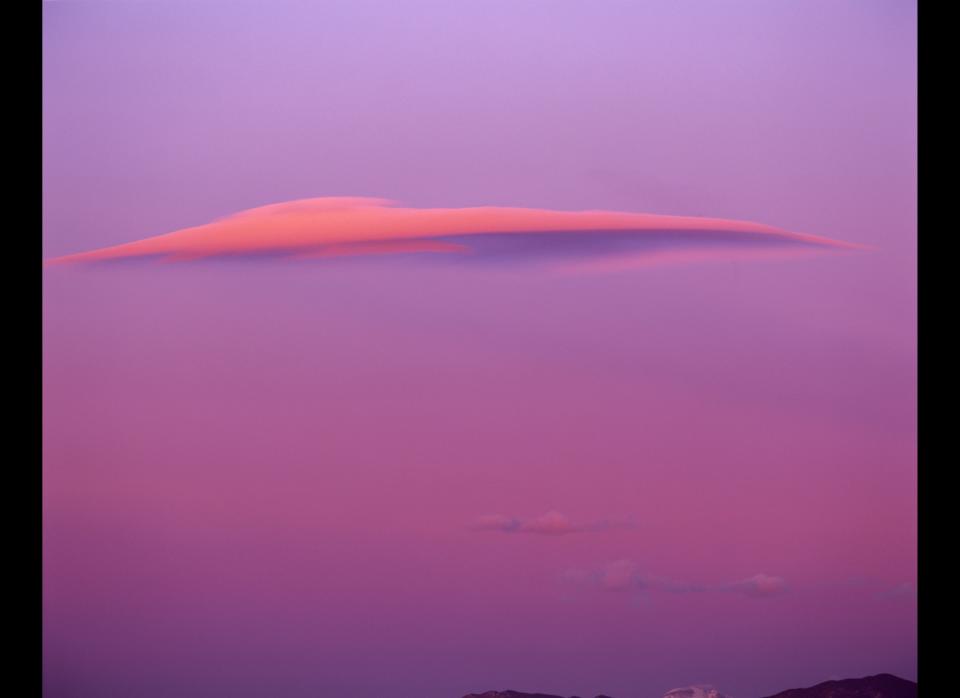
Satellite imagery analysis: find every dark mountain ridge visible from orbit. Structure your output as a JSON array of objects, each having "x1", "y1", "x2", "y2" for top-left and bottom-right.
[
  {"x1": 462, "y1": 674, "x2": 916, "y2": 698},
  {"x1": 759, "y1": 673, "x2": 916, "y2": 698}
]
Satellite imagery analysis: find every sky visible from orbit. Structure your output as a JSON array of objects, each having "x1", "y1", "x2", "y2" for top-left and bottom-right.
[{"x1": 42, "y1": 2, "x2": 916, "y2": 697}]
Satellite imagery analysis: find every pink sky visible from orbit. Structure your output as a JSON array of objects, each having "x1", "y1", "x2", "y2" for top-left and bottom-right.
[{"x1": 43, "y1": 2, "x2": 916, "y2": 697}]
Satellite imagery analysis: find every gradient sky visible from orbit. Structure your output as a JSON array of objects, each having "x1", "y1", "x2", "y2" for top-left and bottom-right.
[{"x1": 42, "y1": 2, "x2": 916, "y2": 697}]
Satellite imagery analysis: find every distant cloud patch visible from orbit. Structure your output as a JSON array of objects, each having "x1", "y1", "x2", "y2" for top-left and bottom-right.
[
  {"x1": 471, "y1": 511, "x2": 634, "y2": 536},
  {"x1": 561, "y1": 560, "x2": 786, "y2": 600},
  {"x1": 471, "y1": 514, "x2": 522, "y2": 533},
  {"x1": 875, "y1": 581, "x2": 916, "y2": 601},
  {"x1": 723, "y1": 573, "x2": 787, "y2": 598}
]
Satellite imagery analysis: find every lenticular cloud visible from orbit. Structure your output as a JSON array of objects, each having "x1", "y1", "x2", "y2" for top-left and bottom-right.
[{"x1": 45, "y1": 196, "x2": 860, "y2": 268}]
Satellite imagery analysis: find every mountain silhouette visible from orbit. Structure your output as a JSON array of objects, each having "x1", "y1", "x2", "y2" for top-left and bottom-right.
[
  {"x1": 759, "y1": 673, "x2": 916, "y2": 698},
  {"x1": 462, "y1": 674, "x2": 916, "y2": 698}
]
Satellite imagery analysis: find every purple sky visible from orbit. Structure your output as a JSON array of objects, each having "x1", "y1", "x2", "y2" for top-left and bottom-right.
[{"x1": 43, "y1": 2, "x2": 916, "y2": 697}]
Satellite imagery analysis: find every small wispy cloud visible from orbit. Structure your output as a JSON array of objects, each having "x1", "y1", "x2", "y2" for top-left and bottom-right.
[
  {"x1": 471, "y1": 514, "x2": 523, "y2": 533},
  {"x1": 722, "y1": 573, "x2": 787, "y2": 598},
  {"x1": 875, "y1": 581, "x2": 916, "y2": 601},
  {"x1": 599, "y1": 559, "x2": 644, "y2": 591},
  {"x1": 519, "y1": 511, "x2": 584, "y2": 536},
  {"x1": 470, "y1": 511, "x2": 635, "y2": 536}
]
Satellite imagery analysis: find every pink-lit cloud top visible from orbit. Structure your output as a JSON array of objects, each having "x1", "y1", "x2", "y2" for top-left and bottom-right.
[{"x1": 44, "y1": 197, "x2": 859, "y2": 268}]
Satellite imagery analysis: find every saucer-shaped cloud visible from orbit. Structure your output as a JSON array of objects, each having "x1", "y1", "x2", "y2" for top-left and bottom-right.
[{"x1": 45, "y1": 197, "x2": 861, "y2": 268}]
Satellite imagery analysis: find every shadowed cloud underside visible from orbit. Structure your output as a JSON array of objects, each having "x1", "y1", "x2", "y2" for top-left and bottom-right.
[{"x1": 45, "y1": 197, "x2": 860, "y2": 269}]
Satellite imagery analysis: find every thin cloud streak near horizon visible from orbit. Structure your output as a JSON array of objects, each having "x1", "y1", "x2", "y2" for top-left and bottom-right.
[
  {"x1": 471, "y1": 511, "x2": 636, "y2": 536},
  {"x1": 562, "y1": 560, "x2": 787, "y2": 599}
]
